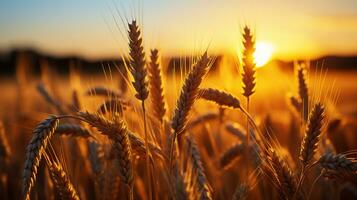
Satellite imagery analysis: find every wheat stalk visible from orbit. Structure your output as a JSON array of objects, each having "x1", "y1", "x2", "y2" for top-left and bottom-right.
[
  {"x1": 0, "y1": 121, "x2": 11, "y2": 172},
  {"x1": 127, "y1": 19, "x2": 154, "y2": 199},
  {"x1": 22, "y1": 116, "x2": 59, "y2": 200}
]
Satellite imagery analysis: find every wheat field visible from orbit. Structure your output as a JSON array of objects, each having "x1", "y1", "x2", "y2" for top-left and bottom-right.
[{"x1": 0, "y1": 17, "x2": 357, "y2": 200}]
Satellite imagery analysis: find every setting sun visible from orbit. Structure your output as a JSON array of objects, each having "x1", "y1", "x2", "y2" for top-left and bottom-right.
[{"x1": 254, "y1": 42, "x2": 274, "y2": 67}]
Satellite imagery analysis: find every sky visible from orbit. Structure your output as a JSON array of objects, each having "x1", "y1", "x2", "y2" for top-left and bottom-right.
[{"x1": 1, "y1": 0, "x2": 357, "y2": 60}]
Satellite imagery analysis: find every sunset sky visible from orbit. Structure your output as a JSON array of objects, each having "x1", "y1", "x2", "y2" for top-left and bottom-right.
[{"x1": 1, "y1": 0, "x2": 357, "y2": 60}]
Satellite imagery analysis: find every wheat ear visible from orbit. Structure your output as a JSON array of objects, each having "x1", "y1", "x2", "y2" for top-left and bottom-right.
[
  {"x1": 232, "y1": 183, "x2": 248, "y2": 200},
  {"x1": 148, "y1": 48, "x2": 167, "y2": 123},
  {"x1": 37, "y1": 83, "x2": 66, "y2": 114},
  {"x1": 186, "y1": 135, "x2": 212, "y2": 200},
  {"x1": 219, "y1": 143, "x2": 245, "y2": 169},
  {"x1": 22, "y1": 116, "x2": 59, "y2": 200},
  {"x1": 48, "y1": 162, "x2": 80, "y2": 200},
  {"x1": 319, "y1": 153, "x2": 357, "y2": 172},
  {"x1": 297, "y1": 65, "x2": 309, "y2": 122},
  {"x1": 171, "y1": 52, "x2": 210, "y2": 137},
  {"x1": 170, "y1": 52, "x2": 210, "y2": 170},
  {"x1": 55, "y1": 124, "x2": 91, "y2": 138},
  {"x1": 199, "y1": 88, "x2": 241, "y2": 109},
  {"x1": 128, "y1": 20, "x2": 149, "y2": 101},
  {"x1": 268, "y1": 149, "x2": 300, "y2": 200},
  {"x1": 299, "y1": 103, "x2": 325, "y2": 166},
  {"x1": 288, "y1": 94, "x2": 302, "y2": 114},
  {"x1": 97, "y1": 99, "x2": 128, "y2": 116},
  {"x1": 187, "y1": 112, "x2": 219, "y2": 129},
  {"x1": 78, "y1": 111, "x2": 134, "y2": 199},
  {"x1": 241, "y1": 26, "x2": 256, "y2": 99},
  {"x1": 225, "y1": 122, "x2": 246, "y2": 141},
  {"x1": 84, "y1": 87, "x2": 121, "y2": 98},
  {"x1": 128, "y1": 131, "x2": 164, "y2": 160},
  {"x1": 241, "y1": 25, "x2": 256, "y2": 150}
]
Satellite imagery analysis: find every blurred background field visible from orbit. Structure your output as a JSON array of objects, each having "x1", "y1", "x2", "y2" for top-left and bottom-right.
[{"x1": 1, "y1": 1, "x2": 357, "y2": 200}]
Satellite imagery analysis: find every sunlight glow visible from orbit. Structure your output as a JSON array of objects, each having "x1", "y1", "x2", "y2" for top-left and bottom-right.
[{"x1": 254, "y1": 42, "x2": 274, "y2": 67}]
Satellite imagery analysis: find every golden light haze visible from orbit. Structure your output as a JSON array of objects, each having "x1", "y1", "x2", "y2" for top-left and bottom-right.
[{"x1": 1, "y1": 0, "x2": 357, "y2": 60}]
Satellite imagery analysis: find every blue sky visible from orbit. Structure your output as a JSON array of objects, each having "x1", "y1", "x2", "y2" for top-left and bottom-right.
[{"x1": 1, "y1": 0, "x2": 357, "y2": 59}]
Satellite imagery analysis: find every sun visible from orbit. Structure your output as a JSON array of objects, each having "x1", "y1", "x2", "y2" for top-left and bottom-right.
[{"x1": 254, "y1": 41, "x2": 274, "y2": 68}]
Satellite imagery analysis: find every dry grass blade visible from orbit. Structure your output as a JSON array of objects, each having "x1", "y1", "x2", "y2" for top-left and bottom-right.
[
  {"x1": 148, "y1": 49, "x2": 166, "y2": 123},
  {"x1": 219, "y1": 143, "x2": 245, "y2": 169},
  {"x1": 55, "y1": 124, "x2": 91, "y2": 138},
  {"x1": 22, "y1": 116, "x2": 59, "y2": 200},
  {"x1": 319, "y1": 153, "x2": 357, "y2": 172},
  {"x1": 300, "y1": 103, "x2": 325, "y2": 166},
  {"x1": 199, "y1": 88, "x2": 241, "y2": 109},
  {"x1": 77, "y1": 111, "x2": 134, "y2": 198},
  {"x1": 48, "y1": 162, "x2": 80, "y2": 200},
  {"x1": 128, "y1": 20, "x2": 149, "y2": 101},
  {"x1": 171, "y1": 51, "x2": 210, "y2": 137},
  {"x1": 241, "y1": 26, "x2": 256, "y2": 98},
  {"x1": 186, "y1": 135, "x2": 212, "y2": 200}
]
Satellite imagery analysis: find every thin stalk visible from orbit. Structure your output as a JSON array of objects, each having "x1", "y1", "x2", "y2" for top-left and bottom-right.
[
  {"x1": 294, "y1": 161, "x2": 319, "y2": 200},
  {"x1": 246, "y1": 97, "x2": 250, "y2": 179},
  {"x1": 307, "y1": 173, "x2": 322, "y2": 200},
  {"x1": 294, "y1": 166, "x2": 306, "y2": 200},
  {"x1": 169, "y1": 132, "x2": 177, "y2": 174},
  {"x1": 129, "y1": 186, "x2": 134, "y2": 200},
  {"x1": 246, "y1": 97, "x2": 250, "y2": 146},
  {"x1": 141, "y1": 100, "x2": 153, "y2": 200}
]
